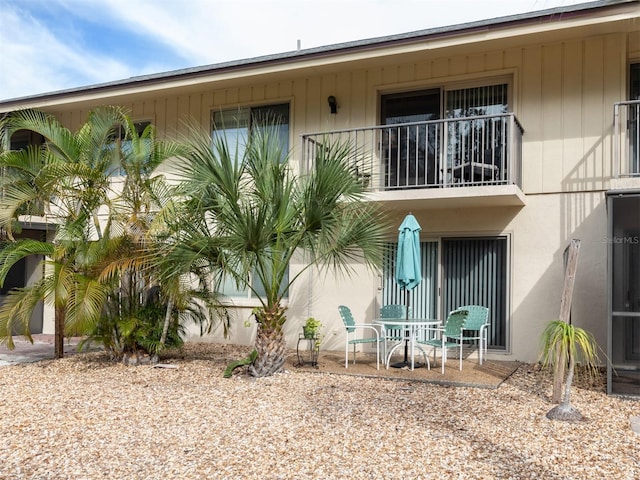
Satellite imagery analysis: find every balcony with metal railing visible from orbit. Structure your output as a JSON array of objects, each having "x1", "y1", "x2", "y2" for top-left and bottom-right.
[
  {"x1": 301, "y1": 113, "x2": 525, "y2": 210},
  {"x1": 614, "y1": 100, "x2": 640, "y2": 178}
]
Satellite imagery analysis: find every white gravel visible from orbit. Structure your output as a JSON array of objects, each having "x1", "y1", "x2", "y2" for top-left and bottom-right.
[{"x1": 0, "y1": 343, "x2": 638, "y2": 480}]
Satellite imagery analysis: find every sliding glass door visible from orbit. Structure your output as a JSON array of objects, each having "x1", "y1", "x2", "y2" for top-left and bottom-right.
[
  {"x1": 382, "y1": 241, "x2": 438, "y2": 320},
  {"x1": 441, "y1": 237, "x2": 507, "y2": 350},
  {"x1": 379, "y1": 80, "x2": 511, "y2": 188},
  {"x1": 446, "y1": 83, "x2": 509, "y2": 183},
  {"x1": 382, "y1": 236, "x2": 508, "y2": 350},
  {"x1": 380, "y1": 90, "x2": 441, "y2": 188}
]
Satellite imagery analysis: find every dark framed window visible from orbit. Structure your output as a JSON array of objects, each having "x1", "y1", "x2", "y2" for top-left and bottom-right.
[
  {"x1": 212, "y1": 103, "x2": 290, "y2": 163},
  {"x1": 110, "y1": 120, "x2": 151, "y2": 176},
  {"x1": 212, "y1": 103, "x2": 291, "y2": 299}
]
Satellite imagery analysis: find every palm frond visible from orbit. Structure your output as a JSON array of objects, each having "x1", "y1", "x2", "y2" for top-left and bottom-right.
[
  {"x1": 0, "y1": 240, "x2": 54, "y2": 285},
  {"x1": 540, "y1": 320, "x2": 600, "y2": 372},
  {"x1": 0, "y1": 285, "x2": 46, "y2": 349}
]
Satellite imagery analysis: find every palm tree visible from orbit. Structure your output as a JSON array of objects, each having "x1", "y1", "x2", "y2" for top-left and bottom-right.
[
  {"x1": 0, "y1": 106, "x2": 128, "y2": 357},
  {"x1": 169, "y1": 122, "x2": 389, "y2": 377},
  {"x1": 82, "y1": 118, "x2": 226, "y2": 360},
  {"x1": 0, "y1": 107, "x2": 224, "y2": 359},
  {"x1": 539, "y1": 320, "x2": 599, "y2": 421}
]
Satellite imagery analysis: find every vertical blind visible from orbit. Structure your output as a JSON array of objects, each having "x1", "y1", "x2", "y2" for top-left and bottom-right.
[
  {"x1": 382, "y1": 242, "x2": 438, "y2": 320},
  {"x1": 383, "y1": 237, "x2": 508, "y2": 350},
  {"x1": 442, "y1": 237, "x2": 507, "y2": 350},
  {"x1": 446, "y1": 84, "x2": 509, "y2": 170}
]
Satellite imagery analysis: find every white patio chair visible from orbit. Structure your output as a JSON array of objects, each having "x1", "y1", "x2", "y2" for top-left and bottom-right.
[
  {"x1": 416, "y1": 309, "x2": 468, "y2": 373},
  {"x1": 450, "y1": 305, "x2": 490, "y2": 365},
  {"x1": 338, "y1": 305, "x2": 382, "y2": 370}
]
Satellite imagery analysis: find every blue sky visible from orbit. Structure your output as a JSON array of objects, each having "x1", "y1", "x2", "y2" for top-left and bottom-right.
[{"x1": 0, "y1": 0, "x2": 588, "y2": 101}]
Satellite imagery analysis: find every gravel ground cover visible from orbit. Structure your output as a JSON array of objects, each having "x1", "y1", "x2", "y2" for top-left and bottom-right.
[{"x1": 0, "y1": 343, "x2": 638, "y2": 480}]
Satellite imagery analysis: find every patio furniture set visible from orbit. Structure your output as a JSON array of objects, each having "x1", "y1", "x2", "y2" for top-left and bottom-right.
[{"x1": 339, "y1": 304, "x2": 490, "y2": 373}]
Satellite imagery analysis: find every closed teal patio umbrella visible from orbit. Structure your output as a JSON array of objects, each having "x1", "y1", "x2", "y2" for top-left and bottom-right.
[
  {"x1": 392, "y1": 213, "x2": 422, "y2": 367},
  {"x1": 396, "y1": 213, "x2": 422, "y2": 291}
]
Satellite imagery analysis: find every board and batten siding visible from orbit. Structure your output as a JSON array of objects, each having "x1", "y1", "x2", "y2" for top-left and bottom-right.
[{"x1": 52, "y1": 30, "x2": 631, "y2": 196}]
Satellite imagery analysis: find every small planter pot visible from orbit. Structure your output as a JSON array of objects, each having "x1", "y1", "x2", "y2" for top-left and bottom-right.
[{"x1": 302, "y1": 326, "x2": 317, "y2": 339}]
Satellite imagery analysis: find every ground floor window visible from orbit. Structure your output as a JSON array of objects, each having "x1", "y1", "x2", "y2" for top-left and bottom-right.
[{"x1": 382, "y1": 235, "x2": 508, "y2": 351}]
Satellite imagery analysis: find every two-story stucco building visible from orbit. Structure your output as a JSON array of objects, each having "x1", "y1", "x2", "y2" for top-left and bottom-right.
[{"x1": 1, "y1": 0, "x2": 638, "y2": 394}]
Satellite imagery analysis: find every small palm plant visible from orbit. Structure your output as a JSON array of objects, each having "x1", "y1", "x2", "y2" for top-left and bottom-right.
[{"x1": 539, "y1": 320, "x2": 599, "y2": 421}]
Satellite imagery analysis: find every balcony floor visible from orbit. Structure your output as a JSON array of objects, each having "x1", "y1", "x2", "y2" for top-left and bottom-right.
[{"x1": 366, "y1": 184, "x2": 526, "y2": 211}]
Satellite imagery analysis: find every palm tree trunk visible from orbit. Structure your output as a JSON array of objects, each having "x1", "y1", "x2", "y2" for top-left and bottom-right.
[
  {"x1": 159, "y1": 299, "x2": 173, "y2": 346},
  {"x1": 248, "y1": 323, "x2": 287, "y2": 377},
  {"x1": 562, "y1": 350, "x2": 575, "y2": 407},
  {"x1": 54, "y1": 304, "x2": 65, "y2": 359},
  {"x1": 92, "y1": 213, "x2": 103, "y2": 240},
  {"x1": 552, "y1": 344, "x2": 566, "y2": 403}
]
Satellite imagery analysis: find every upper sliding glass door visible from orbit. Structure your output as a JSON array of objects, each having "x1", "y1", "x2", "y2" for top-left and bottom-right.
[
  {"x1": 380, "y1": 89, "x2": 441, "y2": 188},
  {"x1": 379, "y1": 81, "x2": 511, "y2": 189},
  {"x1": 446, "y1": 83, "x2": 509, "y2": 183}
]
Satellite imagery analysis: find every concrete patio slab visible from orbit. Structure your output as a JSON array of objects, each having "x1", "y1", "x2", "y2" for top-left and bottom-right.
[{"x1": 0, "y1": 335, "x2": 85, "y2": 366}]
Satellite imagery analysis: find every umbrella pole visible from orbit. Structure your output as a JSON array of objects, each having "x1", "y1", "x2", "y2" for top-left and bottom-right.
[
  {"x1": 403, "y1": 290, "x2": 410, "y2": 363},
  {"x1": 391, "y1": 289, "x2": 411, "y2": 368}
]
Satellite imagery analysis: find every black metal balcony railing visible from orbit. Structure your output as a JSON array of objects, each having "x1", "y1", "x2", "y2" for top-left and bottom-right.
[
  {"x1": 302, "y1": 113, "x2": 524, "y2": 191},
  {"x1": 614, "y1": 100, "x2": 640, "y2": 177}
]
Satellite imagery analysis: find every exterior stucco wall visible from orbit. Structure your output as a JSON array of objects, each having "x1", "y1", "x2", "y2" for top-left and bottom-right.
[{"x1": 178, "y1": 190, "x2": 608, "y2": 364}]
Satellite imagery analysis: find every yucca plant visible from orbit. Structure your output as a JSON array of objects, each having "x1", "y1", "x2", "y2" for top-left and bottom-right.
[{"x1": 539, "y1": 320, "x2": 600, "y2": 421}]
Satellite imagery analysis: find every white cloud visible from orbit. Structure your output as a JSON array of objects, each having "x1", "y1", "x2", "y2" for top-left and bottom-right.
[
  {"x1": 0, "y1": 0, "x2": 590, "y2": 101},
  {"x1": 89, "y1": 0, "x2": 588, "y2": 64},
  {"x1": 0, "y1": 4, "x2": 134, "y2": 99}
]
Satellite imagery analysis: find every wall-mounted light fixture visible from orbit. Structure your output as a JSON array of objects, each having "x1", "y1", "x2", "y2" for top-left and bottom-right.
[{"x1": 327, "y1": 95, "x2": 337, "y2": 114}]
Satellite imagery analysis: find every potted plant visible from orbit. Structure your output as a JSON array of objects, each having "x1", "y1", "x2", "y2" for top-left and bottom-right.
[{"x1": 302, "y1": 317, "x2": 322, "y2": 341}]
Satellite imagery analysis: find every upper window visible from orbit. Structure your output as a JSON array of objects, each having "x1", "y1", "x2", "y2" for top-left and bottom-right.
[
  {"x1": 212, "y1": 103, "x2": 290, "y2": 162},
  {"x1": 631, "y1": 63, "x2": 639, "y2": 100},
  {"x1": 212, "y1": 103, "x2": 291, "y2": 300},
  {"x1": 109, "y1": 121, "x2": 151, "y2": 177},
  {"x1": 7, "y1": 129, "x2": 44, "y2": 151}
]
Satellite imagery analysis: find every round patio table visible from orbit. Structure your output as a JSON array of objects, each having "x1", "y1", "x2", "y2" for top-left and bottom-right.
[{"x1": 373, "y1": 318, "x2": 441, "y2": 370}]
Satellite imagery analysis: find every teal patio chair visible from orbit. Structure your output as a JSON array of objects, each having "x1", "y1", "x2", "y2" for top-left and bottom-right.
[
  {"x1": 450, "y1": 305, "x2": 490, "y2": 365},
  {"x1": 378, "y1": 304, "x2": 409, "y2": 362},
  {"x1": 339, "y1": 305, "x2": 382, "y2": 370},
  {"x1": 416, "y1": 309, "x2": 468, "y2": 373}
]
